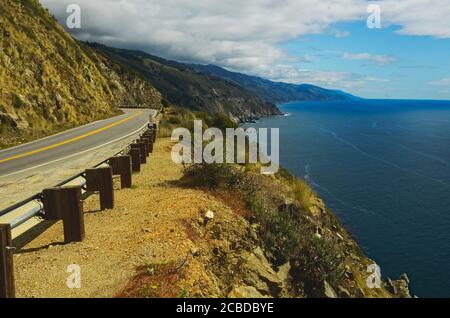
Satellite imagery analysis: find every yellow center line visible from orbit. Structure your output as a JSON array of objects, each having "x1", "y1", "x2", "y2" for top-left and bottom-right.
[{"x1": 0, "y1": 111, "x2": 143, "y2": 164}]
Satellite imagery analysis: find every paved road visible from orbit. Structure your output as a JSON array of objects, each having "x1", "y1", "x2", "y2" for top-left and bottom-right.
[{"x1": 0, "y1": 108, "x2": 156, "y2": 180}]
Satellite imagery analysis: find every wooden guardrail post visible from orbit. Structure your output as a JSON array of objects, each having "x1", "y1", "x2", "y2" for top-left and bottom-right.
[
  {"x1": 150, "y1": 129, "x2": 157, "y2": 143},
  {"x1": 109, "y1": 156, "x2": 132, "y2": 188},
  {"x1": 132, "y1": 142, "x2": 147, "y2": 164},
  {"x1": 140, "y1": 137, "x2": 151, "y2": 156},
  {"x1": 43, "y1": 188, "x2": 63, "y2": 220},
  {"x1": 142, "y1": 141, "x2": 149, "y2": 159},
  {"x1": 129, "y1": 148, "x2": 141, "y2": 172},
  {"x1": 86, "y1": 167, "x2": 114, "y2": 210},
  {"x1": 0, "y1": 224, "x2": 15, "y2": 298},
  {"x1": 61, "y1": 187, "x2": 84, "y2": 243},
  {"x1": 142, "y1": 132, "x2": 154, "y2": 153},
  {"x1": 43, "y1": 187, "x2": 85, "y2": 243}
]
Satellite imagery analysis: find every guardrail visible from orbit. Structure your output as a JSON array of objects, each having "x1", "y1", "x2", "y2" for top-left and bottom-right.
[{"x1": 0, "y1": 117, "x2": 159, "y2": 298}]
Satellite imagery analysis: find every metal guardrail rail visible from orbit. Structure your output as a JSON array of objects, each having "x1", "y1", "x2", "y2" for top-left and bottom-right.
[{"x1": 0, "y1": 118, "x2": 155, "y2": 230}]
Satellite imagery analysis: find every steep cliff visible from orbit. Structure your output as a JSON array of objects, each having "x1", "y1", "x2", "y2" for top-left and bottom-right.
[{"x1": 0, "y1": 0, "x2": 161, "y2": 148}]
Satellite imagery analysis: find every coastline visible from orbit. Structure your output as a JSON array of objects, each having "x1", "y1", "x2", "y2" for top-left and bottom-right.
[
  {"x1": 12, "y1": 136, "x2": 411, "y2": 298},
  {"x1": 240, "y1": 102, "x2": 414, "y2": 297}
]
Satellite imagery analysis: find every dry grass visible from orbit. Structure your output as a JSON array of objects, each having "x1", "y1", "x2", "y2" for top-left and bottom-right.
[{"x1": 116, "y1": 261, "x2": 188, "y2": 298}]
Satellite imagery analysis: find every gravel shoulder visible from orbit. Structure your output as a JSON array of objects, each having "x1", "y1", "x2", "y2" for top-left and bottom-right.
[{"x1": 13, "y1": 137, "x2": 228, "y2": 298}]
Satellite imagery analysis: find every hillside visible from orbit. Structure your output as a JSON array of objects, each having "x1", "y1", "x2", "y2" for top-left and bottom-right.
[
  {"x1": 13, "y1": 119, "x2": 411, "y2": 298},
  {"x1": 0, "y1": 0, "x2": 161, "y2": 148},
  {"x1": 191, "y1": 64, "x2": 359, "y2": 104},
  {"x1": 87, "y1": 43, "x2": 282, "y2": 122}
]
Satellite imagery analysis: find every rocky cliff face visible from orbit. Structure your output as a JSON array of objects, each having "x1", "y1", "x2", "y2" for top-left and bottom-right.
[{"x1": 0, "y1": 0, "x2": 161, "y2": 148}]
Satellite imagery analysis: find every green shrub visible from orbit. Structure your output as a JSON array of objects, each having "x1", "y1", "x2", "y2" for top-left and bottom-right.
[
  {"x1": 291, "y1": 179, "x2": 315, "y2": 211},
  {"x1": 12, "y1": 93, "x2": 25, "y2": 108},
  {"x1": 161, "y1": 98, "x2": 170, "y2": 108},
  {"x1": 168, "y1": 115, "x2": 181, "y2": 125},
  {"x1": 291, "y1": 234, "x2": 345, "y2": 292},
  {"x1": 206, "y1": 113, "x2": 238, "y2": 130},
  {"x1": 184, "y1": 163, "x2": 236, "y2": 188}
]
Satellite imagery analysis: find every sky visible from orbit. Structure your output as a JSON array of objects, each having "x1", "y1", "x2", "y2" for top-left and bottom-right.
[{"x1": 40, "y1": 0, "x2": 450, "y2": 100}]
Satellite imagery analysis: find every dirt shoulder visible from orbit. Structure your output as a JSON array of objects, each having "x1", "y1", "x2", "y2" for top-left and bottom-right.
[{"x1": 14, "y1": 138, "x2": 271, "y2": 298}]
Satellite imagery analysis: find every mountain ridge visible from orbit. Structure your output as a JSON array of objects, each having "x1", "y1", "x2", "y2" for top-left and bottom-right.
[
  {"x1": 190, "y1": 64, "x2": 360, "y2": 104},
  {"x1": 86, "y1": 43, "x2": 283, "y2": 122}
]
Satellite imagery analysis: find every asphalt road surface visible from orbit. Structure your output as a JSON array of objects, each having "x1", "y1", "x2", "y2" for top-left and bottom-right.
[{"x1": 0, "y1": 108, "x2": 156, "y2": 181}]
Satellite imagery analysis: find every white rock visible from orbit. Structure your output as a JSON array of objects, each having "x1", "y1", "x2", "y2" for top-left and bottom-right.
[{"x1": 205, "y1": 210, "x2": 215, "y2": 220}]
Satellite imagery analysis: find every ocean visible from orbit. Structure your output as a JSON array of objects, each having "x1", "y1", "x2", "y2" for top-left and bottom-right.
[{"x1": 244, "y1": 99, "x2": 450, "y2": 297}]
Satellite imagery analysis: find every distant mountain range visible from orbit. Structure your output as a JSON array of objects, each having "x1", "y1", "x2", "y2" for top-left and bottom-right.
[
  {"x1": 88, "y1": 44, "x2": 359, "y2": 121},
  {"x1": 88, "y1": 43, "x2": 282, "y2": 122},
  {"x1": 190, "y1": 64, "x2": 359, "y2": 104}
]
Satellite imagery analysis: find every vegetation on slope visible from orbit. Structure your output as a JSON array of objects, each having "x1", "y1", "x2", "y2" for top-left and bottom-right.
[
  {"x1": 0, "y1": 0, "x2": 161, "y2": 148},
  {"x1": 87, "y1": 43, "x2": 282, "y2": 123},
  {"x1": 158, "y1": 108, "x2": 411, "y2": 298},
  {"x1": 191, "y1": 64, "x2": 359, "y2": 104}
]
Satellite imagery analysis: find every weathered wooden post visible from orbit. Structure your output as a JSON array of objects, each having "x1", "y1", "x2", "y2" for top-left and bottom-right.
[
  {"x1": 60, "y1": 187, "x2": 84, "y2": 243},
  {"x1": 109, "y1": 156, "x2": 132, "y2": 188},
  {"x1": 0, "y1": 224, "x2": 15, "y2": 298},
  {"x1": 129, "y1": 148, "x2": 141, "y2": 172},
  {"x1": 43, "y1": 187, "x2": 85, "y2": 243},
  {"x1": 150, "y1": 129, "x2": 157, "y2": 143},
  {"x1": 142, "y1": 132, "x2": 154, "y2": 153},
  {"x1": 140, "y1": 137, "x2": 151, "y2": 156},
  {"x1": 132, "y1": 142, "x2": 147, "y2": 164},
  {"x1": 86, "y1": 167, "x2": 114, "y2": 210},
  {"x1": 43, "y1": 188, "x2": 63, "y2": 220}
]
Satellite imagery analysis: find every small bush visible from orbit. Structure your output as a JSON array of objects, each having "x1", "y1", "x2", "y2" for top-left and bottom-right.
[
  {"x1": 184, "y1": 163, "x2": 236, "y2": 188},
  {"x1": 206, "y1": 113, "x2": 238, "y2": 130},
  {"x1": 291, "y1": 234, "x2": 345, "y2": 293},
  {"x1": 291, "y1": 179, "x2": 315, "y2": 211},
  {"x1": 12, "y1": 93, "x2": 25, "y2": 108},
  {"x1": 161, "y1": 98, "x2": 170, "y2": 108},
  {"x1": 168, "y1": 115, "x2": 181, "y2": 125}
]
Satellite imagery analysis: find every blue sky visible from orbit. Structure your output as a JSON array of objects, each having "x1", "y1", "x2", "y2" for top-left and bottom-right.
[
  {"x1": 279, "y1": 21, "x2": 450, "y2": 99},
  {"x1": 42, "y1": 0, "x2": 450, "y2": 100}
]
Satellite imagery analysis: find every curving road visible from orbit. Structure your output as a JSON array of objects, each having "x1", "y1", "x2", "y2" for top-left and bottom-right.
[
  {"x1": 0, "y1": 108, "x2": 157, "y2": 213},
  {"x1": 0, "y1": 109, "x2": 156, "y2": 180}
]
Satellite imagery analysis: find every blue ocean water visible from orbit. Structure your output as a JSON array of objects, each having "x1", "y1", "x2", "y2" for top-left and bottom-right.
[{"x1": 246, "y1": 99, "x2": 450, "y2": 298}]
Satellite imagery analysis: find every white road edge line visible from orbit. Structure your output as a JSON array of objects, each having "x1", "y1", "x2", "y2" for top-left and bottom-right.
[{"x1": 0, "y1": 121, "x2": 150, "y2": 181}]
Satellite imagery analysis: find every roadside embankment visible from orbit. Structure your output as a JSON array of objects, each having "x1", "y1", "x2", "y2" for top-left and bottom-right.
[{"x1": 13, "y1": 133, "x2": 410, "y2": 298}]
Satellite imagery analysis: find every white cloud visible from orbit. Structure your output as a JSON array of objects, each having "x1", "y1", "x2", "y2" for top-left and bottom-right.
[
  {"x1": 333, "y1": 30, "x2": 351, "y2": 38},
  {"x1": 38, "y1": 0, "x2": 368, "y2": 78},
  {"x1": 380, "y1": 0, "x2": 450, "y2": 39},
  {"x1": 39, "y1": 0, "x2": 450, "y2": 92},
  {"x1": 343, "y1": 52, "x2": 397, "y2": 66},
  {"x1": 429, "y1": 78, "x2": 450, "y2": 87}
]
